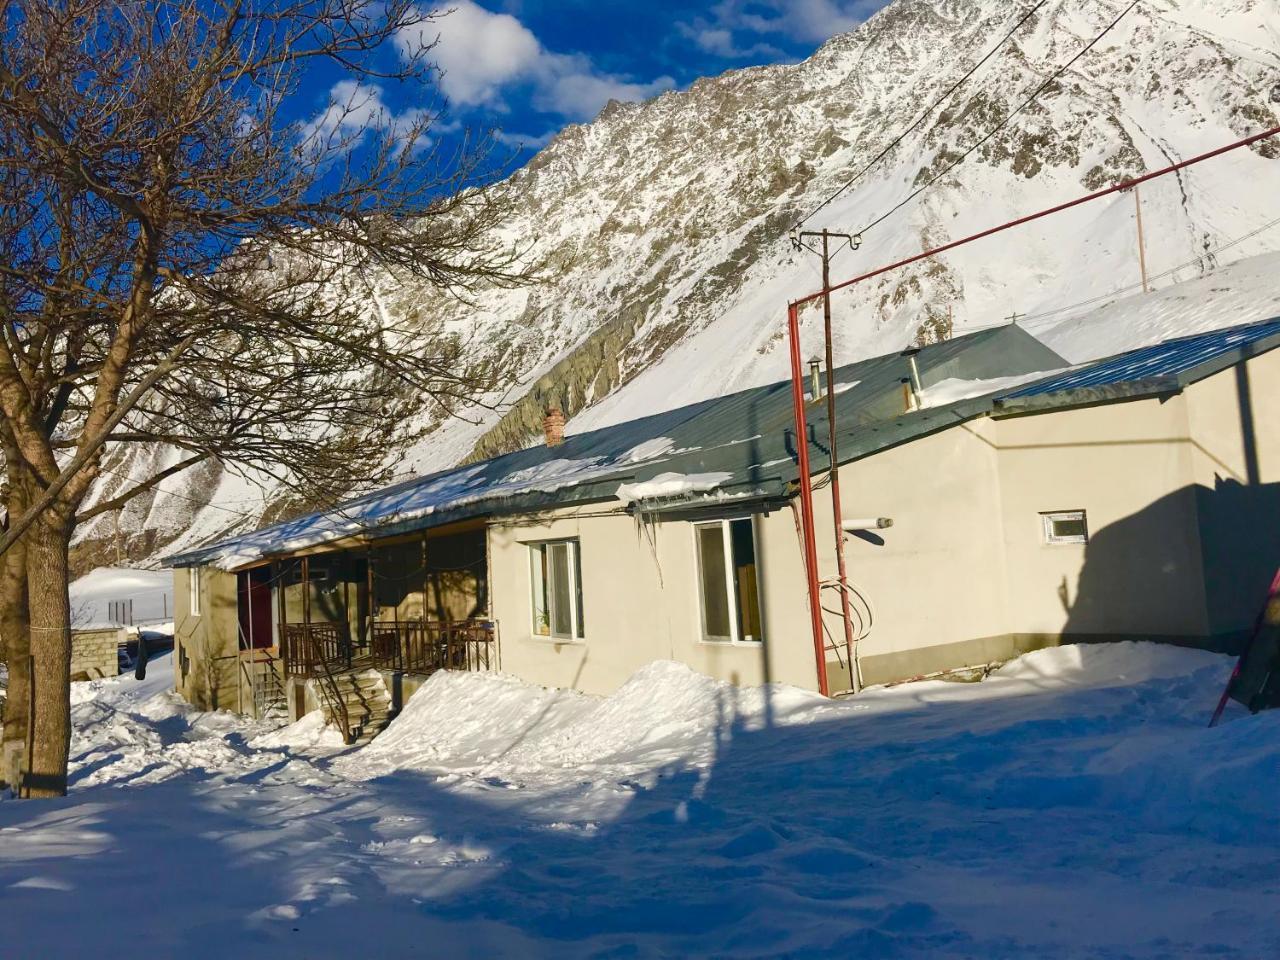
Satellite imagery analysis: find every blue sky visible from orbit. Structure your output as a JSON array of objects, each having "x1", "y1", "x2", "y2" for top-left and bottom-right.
[{"x1": 300, "y1": 0, "x2": 890, "y2": 160}]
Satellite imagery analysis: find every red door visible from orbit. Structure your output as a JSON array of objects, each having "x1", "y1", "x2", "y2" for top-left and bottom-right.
[{"x1": 237, "y1": 567, "x2": 274, "y2": 650}]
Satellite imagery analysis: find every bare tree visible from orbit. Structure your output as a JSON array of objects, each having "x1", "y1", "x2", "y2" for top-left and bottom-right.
[{"x1": 0, "y1": 0, "x2": 532, "y2": 796}]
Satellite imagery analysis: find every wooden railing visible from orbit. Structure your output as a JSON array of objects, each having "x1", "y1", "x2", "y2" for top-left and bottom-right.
[
  {"x1": 281, "y1": 622, "x2": 352, "y2": 679},
  {"x1": 370, "y1": 619, "x2": 496, "y2": 675}
]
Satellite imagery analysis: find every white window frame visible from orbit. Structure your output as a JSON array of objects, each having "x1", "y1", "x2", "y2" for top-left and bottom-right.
[
  {"x1": 693, "y1": 517, "x2": 763, "y2": 645},
  {"x1": 1041, "y1": 510, "x2": 1088, "y2": 545},
  {"x1": 528, "y1": 539, "x2": 584, "y2": 641},
  {"x1": 189, "y1": 566, "x2": 202, "y2": 617}
]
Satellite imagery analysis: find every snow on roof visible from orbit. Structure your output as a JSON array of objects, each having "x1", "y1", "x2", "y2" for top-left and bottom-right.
[
  {"x1": 1027, "y1": 250, "x2": 1280, "y2": 364},
  {"x1": 165, "y1": 324, "x2": 1066, "y2": 570},
  {"x1": 615, "y1": 471, "x2": 735, "y2": 505},
  {"x1": 1001, "y1": 316, "x2": 1280, "y2": 402},
  {"x1": 167, "y1": 276, "x2": 1280, "y2": 570}
]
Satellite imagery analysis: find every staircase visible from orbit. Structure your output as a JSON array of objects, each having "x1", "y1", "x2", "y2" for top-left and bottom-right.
[
  {"x1": 252, "y1": 661, "x2": 287, "y2": 722},
  {"x1": 241, "y1": 652, "x2": 288, "y2": 722},
  {"x1": 317, "y1": 670, "x2": 394, "y2": 745}
]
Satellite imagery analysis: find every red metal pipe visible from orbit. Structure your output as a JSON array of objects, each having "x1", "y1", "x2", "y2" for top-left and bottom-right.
[
  {"x1": 787, "y1": 301, "x2": 830, "y2": 697},
  {"x1": 793, "y1": 125, "x2": 1280, "y2": 308}
]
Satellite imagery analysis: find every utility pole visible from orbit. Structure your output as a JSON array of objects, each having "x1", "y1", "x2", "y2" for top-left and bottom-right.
[
  {"x1": 1133, "y1": 182, "x2": 1150, "y2": 294},
  {"x1": 793, "y1": 228, "x2": 862, "y2": 694}
]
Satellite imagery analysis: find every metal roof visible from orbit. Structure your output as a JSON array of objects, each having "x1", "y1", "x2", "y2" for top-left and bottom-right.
[
  {"x1": 999, "y1": 317, "x2": 1280, "y2": 402},
  {"x1": 164, "y1": 324, "x2": 1066, "y2": 568},
  {"x1": 163, "y1": 314, "x2": 1280, "y2": 570}
]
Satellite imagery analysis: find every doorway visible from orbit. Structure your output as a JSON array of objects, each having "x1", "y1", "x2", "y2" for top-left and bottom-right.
[{"x1": 237, "y1": 566, "x2": 274, "y2": 650}]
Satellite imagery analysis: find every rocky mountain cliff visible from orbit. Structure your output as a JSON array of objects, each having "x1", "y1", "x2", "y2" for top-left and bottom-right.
[{"x1": 78, "y1": 0, "x2": 1280, "y2": 567}]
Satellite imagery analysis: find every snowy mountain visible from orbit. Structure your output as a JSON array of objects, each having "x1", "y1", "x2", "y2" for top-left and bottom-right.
[{"x1": 80, "y1": 0, "x2": 1280, "y2": 566}]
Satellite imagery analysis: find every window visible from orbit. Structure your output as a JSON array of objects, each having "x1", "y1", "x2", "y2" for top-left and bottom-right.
[
  {"x1": 286, "y1": 561, "x2": 330, "y2": 584},
  {"x1": 695, "y1": 518, "x2": 764, "y2": 643},
  {"x1": 530, "y1": 539, "x2": 584, "y2": 640},
  {"x1": 1041, "y1": 510, "x2": 1088, "y2": 545},
  {"x1": 188, "y1": 567, "x2": 202, "y2": 617}
]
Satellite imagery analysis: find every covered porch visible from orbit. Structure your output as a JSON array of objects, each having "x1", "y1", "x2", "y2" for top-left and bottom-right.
[{"x1": 235, "y1": 519, "x2": 497, "y2": 692}]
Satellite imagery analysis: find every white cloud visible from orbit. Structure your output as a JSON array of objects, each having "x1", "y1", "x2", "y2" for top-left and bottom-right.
[
  {"x1": 400, "y1": 2, "x2": 674, "y2": 121},
  {"x1": 675, "y1": 23, "x2": 784, "y2": 60},
  {"x1": 493, "y1": 128, "x2": 557, "y2": 151},
  {"x1": 681, "y1": 0, "x2": 880, "y2": 56},
  {"x1": 301, "y1": 80, "x2": 434, "y2": 155},
  {"x1": 529, "y1": 53, "x2": 673, "y2": 119},
  {"x1": 407, "y1": 2, "x2": 542, "y2": 108}
]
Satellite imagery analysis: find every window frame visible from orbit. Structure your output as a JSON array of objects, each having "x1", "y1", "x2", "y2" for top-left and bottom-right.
[
  {"x1": 692, "y1": 516, "x2": 764, "y2": 645},
  {"x1": 188, "y1": 566, "x2": 202, "y2": 617},
  {"x1": 528, "y1": 538, "x2": 585, "y2": 642},
  {"x1": 1041, "y1": 509, "x2": 1089, "y2": 545}
]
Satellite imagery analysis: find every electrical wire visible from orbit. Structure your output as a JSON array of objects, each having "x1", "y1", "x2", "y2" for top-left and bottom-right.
[
  {"x1": 855, "y1": 0, "x2": 1143, "y2": 239},
  {"x1": 935, "y1": 213, "x2": 1280, "y2": 339},
  {"x1": 795, "y1": 123, "x2": 1280, "y2": 307},
  {"x1": 793, "y1": 0, "x2": 1053, "y2": 234}
]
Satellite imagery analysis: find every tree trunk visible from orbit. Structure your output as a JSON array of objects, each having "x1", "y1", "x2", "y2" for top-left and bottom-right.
[
  {"x1": 23, "y1": 510, "x2": 73, "y2": 798},
  {"x1": 0, "y1": 476, "x2": 31, "y2": 793}
]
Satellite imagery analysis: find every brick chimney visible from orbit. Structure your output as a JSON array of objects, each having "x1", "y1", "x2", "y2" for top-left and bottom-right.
[{"x1": 543, "y1": 406, "x2": 565, "y2": 447}]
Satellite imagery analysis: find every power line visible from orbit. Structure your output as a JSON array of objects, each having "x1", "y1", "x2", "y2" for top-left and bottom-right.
[
  {"x1": 793, "y1": 123, "x2": 1280, "y2": 308},
  {"x1": 793, "y1": 0, "x2": 1053, "y2": 235},
  {"x1": 855, "y1": 0, "x2": 1143, "y2": 239}
]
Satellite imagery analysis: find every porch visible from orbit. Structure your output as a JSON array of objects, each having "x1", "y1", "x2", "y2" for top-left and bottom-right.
[
  {"x1": 280, "y1": 617, "x2": 497, "y2": 679},
  {"x1": 233, "y1": 521, "x2": 497, "y2": 737}
]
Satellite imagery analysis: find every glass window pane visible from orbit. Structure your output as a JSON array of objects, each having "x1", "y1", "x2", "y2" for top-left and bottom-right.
[
  {"x1": 730, "y1": 519, "x2": 763, "y2": 642},
  {"x1": 1043, "y1": 511, "x2": 1088, "y2": 544},
  {"x1": 531, "y1": 546, "x2": 550, "y2": 635},
  {"x1": 572, "y1": 543, "x2": 585, "y2": 638},
  {"x1": 698, "y1": 524, "x2": 732, "y2": 640},
  {"x1": 549, "y1": 542, "x2": 573, "y2": 637},
  {"x1": 1052, "y1": 517, "x2": 1086, "y2": 540}
]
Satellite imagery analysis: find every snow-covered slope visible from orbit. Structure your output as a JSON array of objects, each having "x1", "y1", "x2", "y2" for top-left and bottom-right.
[{"x1": 88, "y1": 0, "x2": 1280, "y2": 562}]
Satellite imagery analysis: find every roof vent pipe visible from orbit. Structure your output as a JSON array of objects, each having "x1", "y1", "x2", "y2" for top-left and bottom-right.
[
  {"x1": 543, "y1": 406, "x2": 566, "y2": 447},
  {"x1": 808, "y1": 357, "x2": 823, "y2": 402},
  {"x1": 900, "y1": 378, "x2": 918, "y2": 413},
  {"x1": 901, "y1": 346, "x2": 923, "y2": 410}
]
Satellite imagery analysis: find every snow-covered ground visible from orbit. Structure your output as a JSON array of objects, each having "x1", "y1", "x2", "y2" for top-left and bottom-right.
[
  {"x1": 69, "y1": 566, "x2": 174, "y2": 629},
  {"x1": 2, "y1": 645, "x2": 1278, "y2": 958}
]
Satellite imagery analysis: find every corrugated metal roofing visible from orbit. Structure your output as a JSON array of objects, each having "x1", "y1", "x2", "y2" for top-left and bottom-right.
[
  {"x1": 164, "y1": 324, "x2": 1066, "y2": 568},
  {"x1": 163, "y1": 314, "x2": 1280, "y2": 570},
  {"x1": 1000, "y1": 317, "x2": 1280, "y2": 400}
]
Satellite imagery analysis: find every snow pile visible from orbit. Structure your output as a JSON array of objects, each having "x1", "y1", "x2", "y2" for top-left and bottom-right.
[
  {"x1": 990, "y1": 640, "x2": 1226, "y2": 688},
  {"x1": 919, "y1": 369, "x2": 1070, "y2": 408},
  {"x1": 614, "y1": 471, "x2": 734, "y2": 505},
  {"x1": 341, "y1": 660, "x2": 827, "y2": 784}
]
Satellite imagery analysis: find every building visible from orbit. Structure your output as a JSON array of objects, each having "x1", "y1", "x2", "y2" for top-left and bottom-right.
[{"x1": 163, "y1": 316, "x2": 1280, "y2": 736}]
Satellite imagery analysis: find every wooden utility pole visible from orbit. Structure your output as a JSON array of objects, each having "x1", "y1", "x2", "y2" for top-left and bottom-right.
[{"x1": 1134, "y1": 183, "x2": 1150, "y2": 294}]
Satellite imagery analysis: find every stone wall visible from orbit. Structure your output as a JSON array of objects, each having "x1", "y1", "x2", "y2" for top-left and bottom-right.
[{"x1": 71, "y1": 627, "x2": 124, "y2": 681}]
